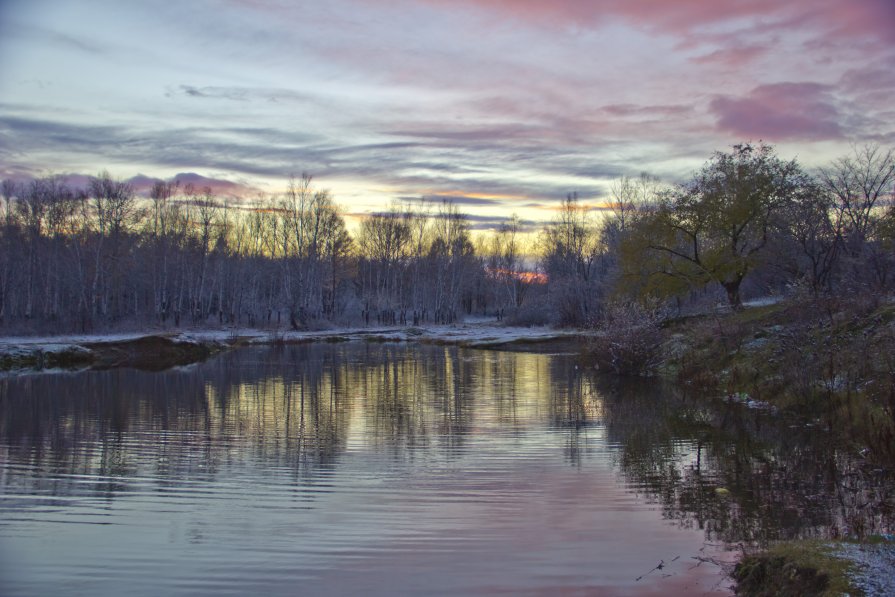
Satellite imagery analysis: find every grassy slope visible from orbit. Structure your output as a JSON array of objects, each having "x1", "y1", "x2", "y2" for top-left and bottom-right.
[
  {"x1": 660, "y1": 297, "x2": 895, "y2": 461},
  {"x1": 655, "y1": 296, "x2": 895, "y2": 596}
]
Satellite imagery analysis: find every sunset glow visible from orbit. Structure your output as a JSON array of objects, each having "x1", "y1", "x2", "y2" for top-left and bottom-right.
[{"x1": 1, "y1": 0, "x2": 892, "y2": 226}]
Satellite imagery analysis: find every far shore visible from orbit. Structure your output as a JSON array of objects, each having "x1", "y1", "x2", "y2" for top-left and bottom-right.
[{"x1": 0, "y1": 321, "x2": 587, "y2": 373}]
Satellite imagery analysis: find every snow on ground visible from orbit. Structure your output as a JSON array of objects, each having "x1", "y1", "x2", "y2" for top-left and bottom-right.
[
  {"x1": 833, "y1": 541, "x2": 895, "y2": 597},
  {"x1": 1, "y1": 293, "x2": 791, "y2": 357},
  {"x1": 0, "y1": 319, "x2": 585, "y2": 360},
  {"x1": 742, "y1": 296, "x2": 784, "y2": 308},
  {"x1": 0, "y1": 331, "x2": 156, "y2": 352},
  {"x1": 178, "y1": 320, "x2": 584, "y2": 347}
]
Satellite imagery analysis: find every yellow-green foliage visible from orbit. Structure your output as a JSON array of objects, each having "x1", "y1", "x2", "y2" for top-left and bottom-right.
[{"x1": 619, "y1": 143, "x2": 810, "y2": 307}]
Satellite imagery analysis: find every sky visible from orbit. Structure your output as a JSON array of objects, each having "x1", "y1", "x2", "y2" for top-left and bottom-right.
[{"x1": 1, "y1": 0, "x2": 893, "y2": 229}]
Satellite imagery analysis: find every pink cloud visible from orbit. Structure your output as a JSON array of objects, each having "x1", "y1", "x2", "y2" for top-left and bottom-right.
[
  {"x1": 841, "y1": 66, "x2": 895, "y2": 94},
  {"x1": 601, "y1": 104, "x2": 691, "y2": 118},
  {"x1": 128, "y1": 173, "x2": 261, "y2": 199},
  {"x1": 710, "y1": 83, "x2": 843, "y2": 141},
  {"x1": 690, "y1": 45, "x2": 768, "y2": 69},
  {"x1": 402, "y1": 0, "x2": 895, "y2": 48},
  {"x1": 815, "y1": 0, "x2": 895, "y2": 44},
  {"x1": 405, "y1": 0, "x2": 779, "y2": 32}
]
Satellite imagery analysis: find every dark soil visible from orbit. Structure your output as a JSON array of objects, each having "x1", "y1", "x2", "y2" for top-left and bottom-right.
[{"x1": 83, "y1": 336, "x2": 222, "y2": 371}]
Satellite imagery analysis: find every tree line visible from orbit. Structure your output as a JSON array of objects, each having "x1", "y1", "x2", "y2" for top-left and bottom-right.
[
  {"x1": 0, "y1": 143, "x2": 892, "y2": 333},
  {"x1": 0, "y1": 173, "x2": 527, "y2": 332}
]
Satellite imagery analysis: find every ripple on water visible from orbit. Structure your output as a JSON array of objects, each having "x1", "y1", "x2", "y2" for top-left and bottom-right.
[{"x1": 5, "y1": 343, "x2": 882, "y2": 596}]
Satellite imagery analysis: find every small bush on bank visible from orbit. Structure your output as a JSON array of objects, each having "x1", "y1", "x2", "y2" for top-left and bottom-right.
[{"x1": 587, "y1": 299, "x2": 665, "y2": 376}]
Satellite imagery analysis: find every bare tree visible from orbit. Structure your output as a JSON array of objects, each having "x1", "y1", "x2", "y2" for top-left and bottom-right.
[
  {"x1": 540, "y1": 193, "x2": 602, "y2": 325},
  {"x1": 429, "y1": 200, "x2": 474, "y2": 323},
  {"x1": 0, "y1": 180, "x2": 21, "y2": 323},
  {"x1": 488, "y1": 214, "x2": 527, "y2": 312},
  {"x1": 88, "y1": 171, "x2": 139, "y2": 320},
  {"x1": 775, "y1": 182, "x2": 843, "y2": 296},
  {"x1": 819, "y1": 144, "x2": 895, "y2": 289},
  {"x1": 148, "y1": 180, "x2": 180, "y2": 321},
  {"x1": 357, "y1": 206, "x2": 412, "y2": 323}
]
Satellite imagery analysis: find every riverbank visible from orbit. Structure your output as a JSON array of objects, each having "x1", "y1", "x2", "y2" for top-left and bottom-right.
[
  {"x1": 734, "y1": 538, "x2": 895, "y2": 597},
  {"x1": 642, "y1": 294, "x2": 895, "y2": 596},
  {"x1": 655, "y1": 295, "x2": 895, "y2": 463},
  {"x1": 0, "y1": 321, "x2": 583, "y2": 374}
]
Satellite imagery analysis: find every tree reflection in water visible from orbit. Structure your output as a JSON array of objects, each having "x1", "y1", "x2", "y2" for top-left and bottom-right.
[
  {"x1": 559, "y1": 371, "x2": 895, "y2": 546},
  {"x1": 2, "y1": 342, "x2": 893, "y2": 548}
]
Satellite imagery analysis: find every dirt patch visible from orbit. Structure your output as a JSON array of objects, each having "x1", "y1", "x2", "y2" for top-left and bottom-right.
[
  {"x1": 83, "y1": 336, "x2": 222, "y2": 371},
  {"x1": 1, "y1": 336, "x2": 223, "y2": 373}
]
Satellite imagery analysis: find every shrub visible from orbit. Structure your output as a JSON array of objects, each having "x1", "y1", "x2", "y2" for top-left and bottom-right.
[{"x1": 588, "y1": 299, "x2": 665, "y2": 376}]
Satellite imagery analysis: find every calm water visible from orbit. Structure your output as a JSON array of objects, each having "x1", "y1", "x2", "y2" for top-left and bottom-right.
[{"x1": 1, "y1": 343, "x2": 893, "y2": 596}]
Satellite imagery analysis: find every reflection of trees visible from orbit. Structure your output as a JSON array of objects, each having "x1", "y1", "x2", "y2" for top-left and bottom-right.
[
  {"x1": 545, "y1": 357, "x2": 605, "y2": 467},
  {"x1": 3, "y1": 344, "x2": 892, "y2": 545},
  {"x1": 0, "y1": 346, "x2": 355, "y2": 497},
  {"x1": 585, "y1": 375, "x2": 895, "y2": 545},
  {"x1": 0, "y1": 344, "x2": 527, "y2": 497}
]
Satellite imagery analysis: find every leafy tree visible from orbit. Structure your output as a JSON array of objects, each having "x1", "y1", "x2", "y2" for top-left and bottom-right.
[{"x1": 621, "y1": 143, "x2": 808, "y2": 308}]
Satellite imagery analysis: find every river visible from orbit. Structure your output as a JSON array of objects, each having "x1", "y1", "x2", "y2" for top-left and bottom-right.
[{"x1": 1, "y1": 343, "x2": 892, "y2": 595}]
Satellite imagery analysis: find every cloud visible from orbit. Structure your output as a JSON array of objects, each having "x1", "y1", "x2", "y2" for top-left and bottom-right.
[
  {"x1": 169, "y1": 85, "x2": 318, "y2": 105},
  {"x1": 0, "y1": 170, "x2": 261, "y2": 204},
  {"x1": 437, "y1": 212, "x2": 540, "y2": 231},
  {"x1": 690, "y1": 45, "x2": 768, "y2": 69},
  {"x1": 406, "y1": 0, "x2": 895, "y2": 47},
  {"x1": 839, "y1": 66, "x2": 895, "y2": 114},
  {"x1": 397, "y1": 194, "x2": 502, "y2": 206},
  {"x1": 127, "y1": 173, "x2": 262, "y2": 199},
  {"x1": 0, "y1": 18, "x2": 108, "y2": 56},
  {"x1": 397, "y1": 0, "x2": 781, "y2": 32},
  {"x1": 4, "y1": 0, "x2": 891, "y2": 221},
  {"x1": 344, "y1": 209, "x2": 540, "y2": 231},
  {"x1": 709, "y1": 83, "x2": 843, "y2": 141},
  {"x1": 841, "y1": 67, "x2": 895, "y2": 93},
  {"x1": 0, "y1": 110, "x2": 610, "y2": 209},
  {"x1": 600, "y1": 104, "x2": 692, "y2": 118},
  {"x1": 809, "y1": 0, "x2": 895, "y2": 45}
]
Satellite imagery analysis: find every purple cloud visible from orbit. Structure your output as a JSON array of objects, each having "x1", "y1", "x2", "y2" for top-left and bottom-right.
[
  {"x1": 690, "y1": 45, "x2": 768, "y2": 69},
  {"x1": 403, "y1": 0, "x2": 895, "y2": 45},
  {"x1": 128, "y1": 172, "x2": 262, "y2": 199},
  {"x1": 710, "y1": 83, "x2": 843, "y2": 141},
  {"x1": 600, "y1": 104, "x2": 692, "y2": 118}
]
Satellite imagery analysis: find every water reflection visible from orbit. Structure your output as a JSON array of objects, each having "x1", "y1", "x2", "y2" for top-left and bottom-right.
[
  {"x1": 594, "y1": 376, "x2": 895, "y2": 545},
  {"x1": 1, "y1": 343, "x2": 893, "y2": 596}
]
